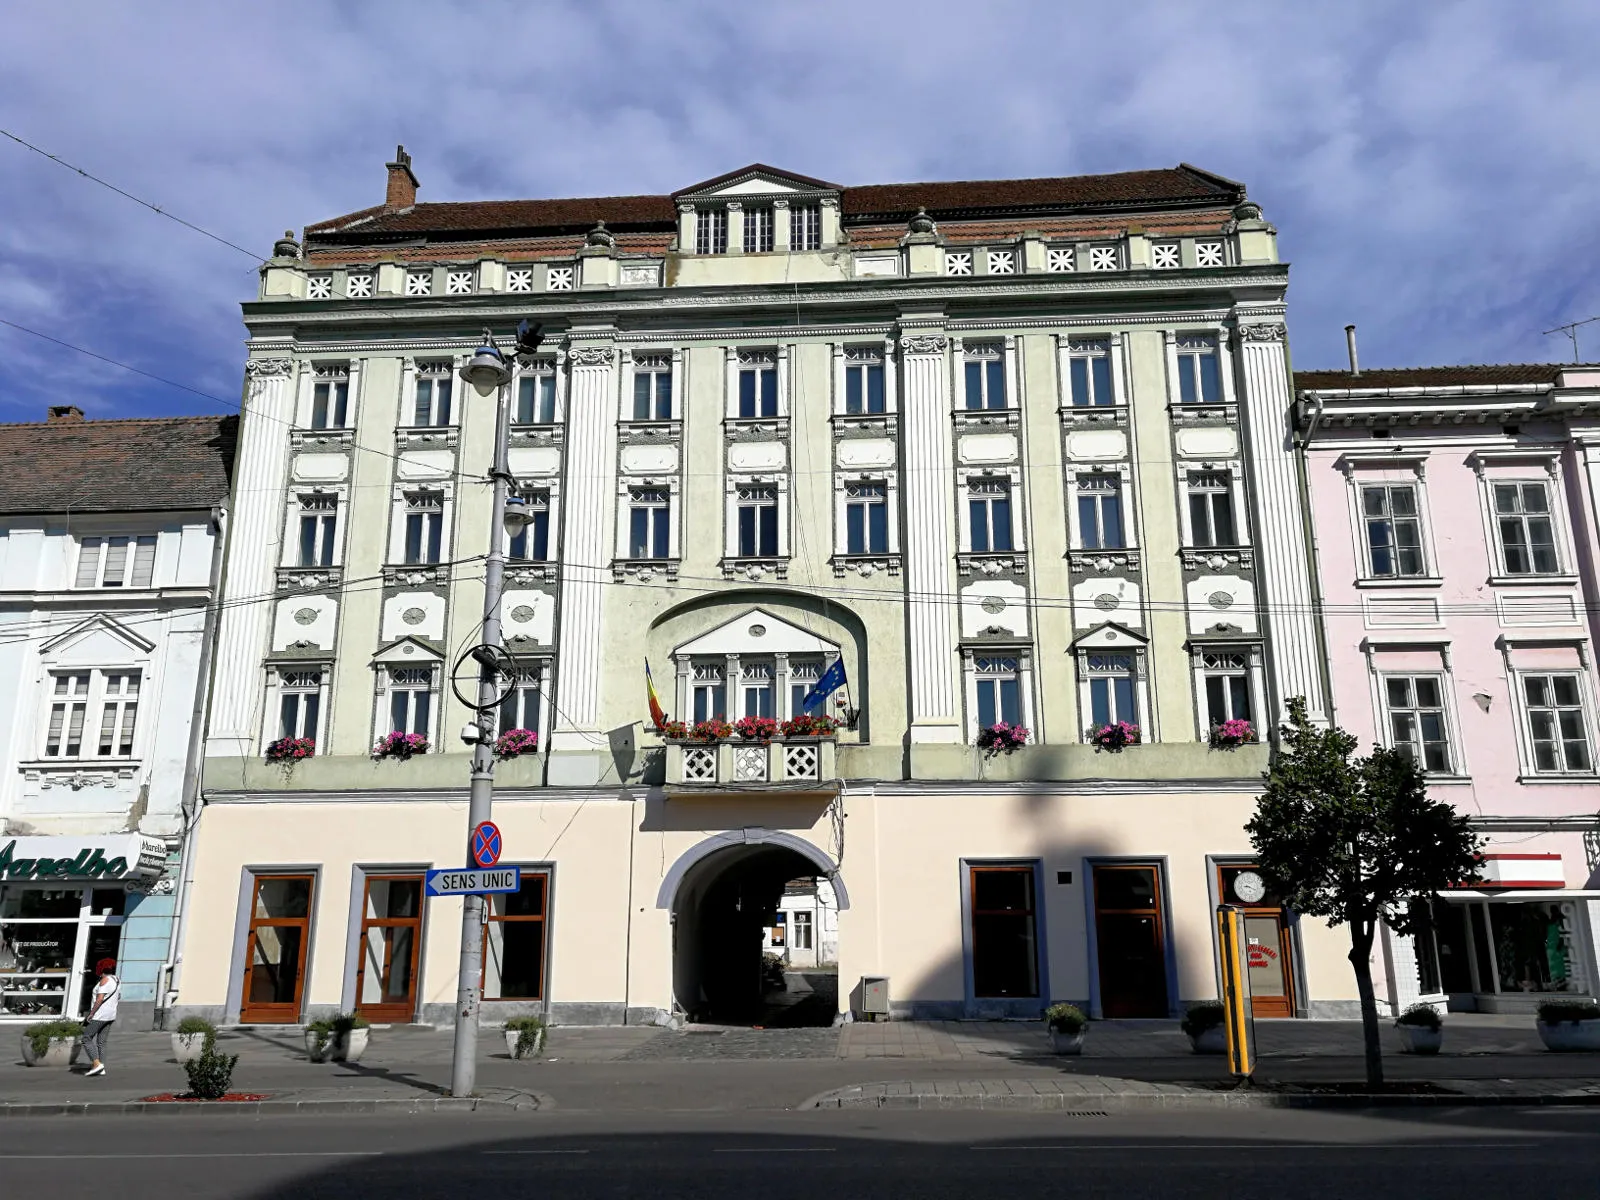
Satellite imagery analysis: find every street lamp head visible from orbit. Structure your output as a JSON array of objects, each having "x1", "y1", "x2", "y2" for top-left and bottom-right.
[
  {"x1": 461, "y1": 330, "x2": 512, "y2": 389},
  {"x1": 502, "y1": 492, "x2": 532, "y2": 536}
]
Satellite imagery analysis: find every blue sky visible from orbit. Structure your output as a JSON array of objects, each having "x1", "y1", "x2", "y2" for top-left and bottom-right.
[{"x1": 2, "y1": 1, "x2": 1597, "y2": 421}]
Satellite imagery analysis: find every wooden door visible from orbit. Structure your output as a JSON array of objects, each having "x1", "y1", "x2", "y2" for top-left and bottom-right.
[
  {"x1": 355, "y1": 875, "x2": 424, "y2": 1022},
  {"x1": 1092, "y1": 865, "x2": 1170, "y2": 1018},
  {"x1": 240, "y1": 875, "x2": 314, "y2": 1024},
  {"x1": 1218, "y1": 864, "x2": 1297, "y2": 1018}
]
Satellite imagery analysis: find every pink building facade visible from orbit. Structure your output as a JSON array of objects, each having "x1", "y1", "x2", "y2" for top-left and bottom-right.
[{"x1": 1298, "y1": 363, "x2": 1600, "y2": 1014}]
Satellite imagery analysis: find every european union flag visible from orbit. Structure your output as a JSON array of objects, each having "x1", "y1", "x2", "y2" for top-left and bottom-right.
[{"x1": 801, "y1": 658, "x2": 847, "y2": 714}]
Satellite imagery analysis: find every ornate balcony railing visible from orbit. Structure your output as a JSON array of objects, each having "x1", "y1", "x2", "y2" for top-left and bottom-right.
[{"x1": 665, "y1": 737, "x2": 837, "y2": 788}]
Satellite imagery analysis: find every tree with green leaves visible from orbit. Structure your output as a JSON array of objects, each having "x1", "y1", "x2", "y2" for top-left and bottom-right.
[{"x1": 1247, "y1": 698, "x2": 1482, "y2": 1087}]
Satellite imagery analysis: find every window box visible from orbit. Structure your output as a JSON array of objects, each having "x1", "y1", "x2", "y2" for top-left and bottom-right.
[
  {"x1": 663, "y1": 737, "x2": 837, "y2": 787},
  {"x1": 976, "y1": 723, "x2": 1030, "y2": 755},
  {"x1": 494, "y1": 729, "x2": 539, "y2": 760},
  {"x1": 1090, "y1": 721, "x2": 1141, "y2": 751},
  {"x1": 1208, "y1": 719, "x2": 1255, "y2": 750},
  {"x1": 265, "y1": 737, "x2": 316, "y2": 763},
  {"x1": 372, "y1": 732, "x2": 429, "y2": 761}
]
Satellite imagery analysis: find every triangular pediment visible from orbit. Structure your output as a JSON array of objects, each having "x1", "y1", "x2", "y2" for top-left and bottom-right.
[
  {"x1": 676, "y1": 163, "x2": 839, "y2": 200},
  {"x1": 40, "y1": 613, "x2": 155, "y2": 660},
  {"x1": 371, "y1": 635, "x2": 443, "y2": 666},
  {"x1": 674, "y1": 608, "x2": 840, "y2": 658},
  {"x1": 1069, "y1": 621, "x2": 1149, "y2": 652}
]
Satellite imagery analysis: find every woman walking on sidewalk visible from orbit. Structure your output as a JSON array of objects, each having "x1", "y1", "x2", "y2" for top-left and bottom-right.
[{"x1": 81, "y1": 958, "x2": 119, "y2": 1077}]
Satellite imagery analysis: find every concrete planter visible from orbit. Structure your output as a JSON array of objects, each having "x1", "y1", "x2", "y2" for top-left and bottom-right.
[
  {"x1": 171, "y1": 1032, "x2": 210, "y2": 1063},
  {"x1": 20, "y1": 1035, "x2": 79, "y2": 1068},
  {"x1": 505, "y1": 1027, "x2": 546, "y2": 1060},
  {"x1": 1396, "y1": 1024, "x2": 1443, "y2": 1055},
  {"x1": 1048, "y1": 1029, "x2": 1085, "y2": 1055},
  {"x1": 334, "y1": 1028, "x2": 369, "y2": 1063},
  {"x1": 1537, "y1": 1019, "x2": 1600, "y2": 1052},
  {"x1": 304, "y1": 1030, "x2": 334, "y2": 1062},
  {"x1": 1188, "y1": 1027, "x2": 1227, "y2": 1055}
]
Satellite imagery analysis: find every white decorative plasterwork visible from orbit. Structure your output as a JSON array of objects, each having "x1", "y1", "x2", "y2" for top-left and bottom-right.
[
  {"x1": 1238, "y1": 323, "x2": 1285, "y2": 342},
  {"x1": 899, "y1": 335, "x2": 947, "y2": 355},
  {"x1": 569, "y1": 346, "x2": 614, "y2": 367},
  {"x1": 1181, "y1": 548, "x2": 1256, "y2": 572},
  {"x1": 246, "y1": 358, "x2": 294, "y2": 377},
  {"x1": 831, "y1": 555, "x2": 901, "y2": 579},
  {"x1": 547, "y1": 266, "x2": 575, "y2": 291},
  {"x1": 1046, "y1": 247, "x2": 1076, "y2": 273},
  {"x1": 306, "y1": 275, "x2": 332, "y2": 299},
  {"x1": 346, "y1": 273, "x2": 373, "y2": 298},
  {"x1": 506, "y1": 268, "x2": 533, "y2": 293},
  {"x1": 1068, "y1": 549, "x2": 1143, "y2": 575}
]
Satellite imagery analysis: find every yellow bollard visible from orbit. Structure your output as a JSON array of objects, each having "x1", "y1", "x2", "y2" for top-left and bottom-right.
[{"x1": 1216, "y1": 904, "x2": 1256, "y2": 1079}]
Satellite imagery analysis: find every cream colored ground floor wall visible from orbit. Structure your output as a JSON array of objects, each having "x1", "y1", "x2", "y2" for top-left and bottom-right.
[{"x1": 173, "y1": 786, "x2": 1365, "y2": 1026}]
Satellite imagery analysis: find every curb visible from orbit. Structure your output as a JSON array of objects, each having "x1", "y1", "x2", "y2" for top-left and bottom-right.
[
  {"x1": 0, "y1": 1094, "x2": 548, "y2": 1117},
  {"x1": 801, "y1": 1086, "x2": 1600, "y2": 1112}
]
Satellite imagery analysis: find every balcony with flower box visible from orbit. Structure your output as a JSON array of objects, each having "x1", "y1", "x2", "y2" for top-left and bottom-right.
[{"x1": 662, "y1": 716, "x2": 841, "y2": 795}]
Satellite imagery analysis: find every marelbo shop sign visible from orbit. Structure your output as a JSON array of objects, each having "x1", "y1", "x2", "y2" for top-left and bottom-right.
[{"x1": 0, "y1": 834, "x2": 167, "y2": 882}]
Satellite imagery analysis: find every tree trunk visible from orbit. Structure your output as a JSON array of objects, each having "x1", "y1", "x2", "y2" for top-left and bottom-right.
[{"x1": 1348, "y1": 921, "x2": 1384, "y2": 1088}]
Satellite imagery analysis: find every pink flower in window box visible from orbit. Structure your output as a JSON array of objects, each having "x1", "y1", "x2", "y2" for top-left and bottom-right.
[
  {"x1": 977, "y1": 722, "x2": 1031, "y2": 755},
  {"x1": 1090, "y1": 721, "x2": 1141, "y2": 751},
  {"x1": 779, "y1": 713, "x2": 841, "y2": 738},
  {"x1": 372, "y1": 731, "x2": 429, "y2": 760},
  {"x1": 1209, "y1": 718, "x2": 1256, "y2": 749},
  {"x1": 733, "y1": 715, "x2": 779, "y2": 742},
  {"x1": 494, "y1": 728, "x2": 539, "y2": 759},
  {"x1": 265, "y1": 736, "x2": 315, "y2": 762}
]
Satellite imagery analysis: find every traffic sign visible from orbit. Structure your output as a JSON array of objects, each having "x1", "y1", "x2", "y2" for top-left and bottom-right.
[
  {"x1": 425, "y1": 866, "x2": 521, "y2": 897},
  {"x1": 471, "y1": 821, "x2": 503, "y2": 868}
]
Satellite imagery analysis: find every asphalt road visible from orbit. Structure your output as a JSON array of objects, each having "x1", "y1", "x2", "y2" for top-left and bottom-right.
[{"x1": 4, "y1": 1107, "x2": 1599, "y2": 1199}]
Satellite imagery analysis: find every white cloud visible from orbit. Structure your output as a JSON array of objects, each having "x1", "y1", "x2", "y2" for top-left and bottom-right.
[{"x1": 1, "y1": 0, "x2": 1598, "y2": 421}]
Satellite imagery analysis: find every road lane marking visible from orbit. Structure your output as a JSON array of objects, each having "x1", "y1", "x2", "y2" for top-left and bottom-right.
[
  {"x1": 713, "y1": 1148, "x2": 836, "y2": 1154},
  {"x1": 967, "y1": 1142, "x2": 1537, "y2": 1152},
  {"x1": 482, "y1": 1150, "x2": 592, "y2": 1155},
  {"x1": 2, "y1": 1152, "x2": 386, "y2": 1161}
]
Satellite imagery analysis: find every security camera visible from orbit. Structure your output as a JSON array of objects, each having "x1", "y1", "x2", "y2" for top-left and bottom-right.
[{"x1": 460, "y1": 722, "x2": 484, "y2": 746}]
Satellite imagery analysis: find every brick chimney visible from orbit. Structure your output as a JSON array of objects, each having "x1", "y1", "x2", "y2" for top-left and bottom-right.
[
  {"x1": 47, "y1": 405, "x2": 85, "y2": 423},
  {"x1": 385, "y1": 145, "x2": 419, "y2": 210}
]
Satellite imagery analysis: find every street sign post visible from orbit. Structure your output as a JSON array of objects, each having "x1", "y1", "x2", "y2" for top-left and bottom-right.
[
  {"x1": 471, "y1": 820, "x2": 503, "y2": 868},
  {"x1": 1216, "y1": 903, "x2": 1256, "y2": 1079},
  {"x1": 426, "y1": 866, "x2": 521, "y2": 897}
]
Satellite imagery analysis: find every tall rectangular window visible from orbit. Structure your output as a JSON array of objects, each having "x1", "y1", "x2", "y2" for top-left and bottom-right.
[
  {"x1": 513, "y1": 372, "x2": 556, "y2": 424},
  {"x1": 1523, "y1": 674, "x2": 1592, "y2": 773},
  {"x1": 1068, "y1": 339, "x2": 1114, "y2": 406},
  {"x1": 969, "y1": 865, "x2": 1039, "y2": 999},
  {"x1": 483, "y1": 870, "x2": 549, "y2": 1000},
  {"x1": 845, "y1": 482, "x2": 889, "y2": 554},
  {"x1": 508, "y1": 490, "x2": 550, "y2": 561},
  {"x1": 693, "y1": 664, "x2": 726, "y2": 723},
  {"x1": 44, "y1": 673, "x2": 91, "y2": 757},
  {"x1": 1385, "y1": 675, "x2": 1450, "y2": 772},
  {"x1": 297, "y1": 495, "x2": 338, "y2": 568},
  {"x1": 844, "y1": 354, "x2": 886, "y2": 414},
  {"x1": 632, "y1": 357, "x2": 673, "y2": 420},
  {"x1": 1086, "y1": 653, "x2": 1138, "y2": 728},
  {"x1": 738, "y1": 358, "x2": 779, "y2": 418},
  {"x1": 975, "y1": 657, "x2": 1022, "y2": 728},
  {"x1": 1188, "y1": 472, "x2": 1237, "y2": 546},
  {"x1": 736, "y1": 486, "x2": 779, "y2": 557},
  {"x1": 629, "y1": 488, "x2": 671, "y2": 559},
  {"x1": 387, "y1": 667, "x2": 433, "y2": 736},
  {"x1": 76, "y1": 535, "x2": 157, "y2": 589},
  {"x1": 1076, "y1": 475, "x2": 1124, "y2": 549},
  {"x1": 94, "y1": 671, "x2": 140, "y2": 759},
  {"x1": 790, "y1": 205, "x2": 821, "y2": 251},
  {"x1": 278, "y1": 669, "x2": 323, "y2": 741},
  {"x1": 412, "y1": 372, "x2": 454, "y2": 426},
  {"x1": 789, "y1": 660, "x2": 821, "y2": 717},
  {"x1": 498, "y1": 670, "x2": 543, "y2": 735},
  {"x1": 742, "y1": 662, "x2": 774, "y2": 718},
  {"x1": 1176, "y1": 336, "x2": 1222, "y2": 404},
  {"x1": 968, "y1": 479, "x2": 1014, "y2": 552},
  {"x1": 1362, "y1": 484, "x2": 1425, "y2": 577},
  {"x1": 1495, "y1": 482, "x2": 1559, "y2": 575},
  {"x1": 696, "y1": 208, "x2": 728, "y2": 254},
  {"x1": 1201, "y1": 651, "x2": 1252, "y2": 728},
  {"x1": 964, "y1": 349, "x2": 1006, "y2": 410},
  {"x1": 403, "y1": 491, "x2": 444, "y2": 564},
  {"x1": 310, "y1": 377, "x2": 349, "y2": 429},
  {"x1": 743, "y1": 206, "x2": 774, "y2": 253}
]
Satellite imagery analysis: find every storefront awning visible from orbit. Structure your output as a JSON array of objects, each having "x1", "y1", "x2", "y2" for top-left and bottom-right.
[
  {"x1": 0, "y1": 834, "x2": 168, "y2": 884},
  {"x1": 1438, "y1": 889, "x2": 1600, "y2": 903}
]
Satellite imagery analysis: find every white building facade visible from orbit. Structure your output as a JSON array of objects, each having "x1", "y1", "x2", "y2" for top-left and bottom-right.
[
  {"x1": 173, "y1": 153, "x2": 1363, "y2": 1029},
  {"x1": 0, "y1": 408, "x2": 231, "y2": 1027}
]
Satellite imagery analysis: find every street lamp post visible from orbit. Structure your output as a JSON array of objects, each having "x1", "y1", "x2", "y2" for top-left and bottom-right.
[{"x1": 449, "y1": 325, "x2": 538, "y2": 1098}]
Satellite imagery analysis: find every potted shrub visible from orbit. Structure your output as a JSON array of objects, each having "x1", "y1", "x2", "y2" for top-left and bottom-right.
[
  {"x1": 265, "y1": 736, "x2": 315, "y2": 762},
  {"x1": 779, "y1": 713, "x2": 840, "y2": 738},
  {"x1": 1394, "y1": 1003, "x2": 1443, "y2": 1055},
  {"x1": 976, "y1": 722, "x2": 1030, "y2": 755},
  {"x1": 332, "y1": 1012, "x2": 371, "y2": 1062},
  {"x1": 1208, "y1": 719, "x2": 1255, "y2": 750},
  {"x1": 494, "y1": 728, "x2": 539, "y2": 759},
  {"x1": 21, "y1": 1020, "x2": 81, "y2": 1068},
  {"x1": 171, "y1": 1015, "x2": 217, "y2": 1063},
  {"x1": 1536, "y1": 999, "x2": 1600, "y2": 1051},
  {"x1": 304, "y1": 1017, "x2": 337, "y2": 1062},
  {"x1": 1090, "y1": 721, "x2": 1140, "y2": 751},
  {"x1": 372, "y1": 731, "x2": 429, "y2": 761},
  {"x1": 733, "y1": 715, "x2": 778, "y2": 742},
  {"x1": 1181, "y1": 1001, "x2": 1227, "y2": 1054},
  {"x1": 1044, "y1": 1003, "x2": 1087, "y2": 1054},
  {"x1": 504, "y1": 1015, "x2": 547, "y2": 1060}
]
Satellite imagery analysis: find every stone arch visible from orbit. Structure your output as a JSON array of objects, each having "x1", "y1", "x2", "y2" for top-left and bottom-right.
[{"x1": 655, "y1": 828, "x2": 850, "y2": 910}]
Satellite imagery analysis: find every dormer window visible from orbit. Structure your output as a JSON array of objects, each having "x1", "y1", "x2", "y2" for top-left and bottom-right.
[
  {"x1": 743, "y1": 207, "x2": 774, "y2": 253},
  {"x1": 790, "y1": 206, "x2": 820, "y2": 251},
  {"x1": 696, "y1": 209, "x2": 728, "y2": 255}
]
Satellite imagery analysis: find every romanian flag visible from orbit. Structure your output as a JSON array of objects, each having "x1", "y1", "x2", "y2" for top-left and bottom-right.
[{"x1": 645, "y1": 659, "x2": 668, "y2": 729}]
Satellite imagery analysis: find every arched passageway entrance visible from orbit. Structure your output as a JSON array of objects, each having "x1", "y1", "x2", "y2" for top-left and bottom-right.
[{"x1": 660, "y1": 832, "x2": 847, "y2": 1026}]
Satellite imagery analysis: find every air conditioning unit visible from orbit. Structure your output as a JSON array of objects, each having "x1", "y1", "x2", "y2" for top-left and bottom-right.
[{"x1": 856, "y1": 975, "x2": 889, "y2": 1019}]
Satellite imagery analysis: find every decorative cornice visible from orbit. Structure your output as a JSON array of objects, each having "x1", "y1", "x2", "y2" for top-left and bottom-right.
[
  {"x1": 568, "y1": 346, "x2": 615, "y2": 367},
  {"x1": 899, "y1": 335, "x2": 947, "y2": 354},
  {"x1": 245, "y1": 358, "x2": 294, "y2": 376},
  {"x1": 1237, "y1": 323, "x2": 1285, "y2": 343}
]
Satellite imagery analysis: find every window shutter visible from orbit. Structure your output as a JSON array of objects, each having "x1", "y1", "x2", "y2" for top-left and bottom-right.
[
  {"x1": 102, "y1": 537, "x2": 130, "y2": 586},
  {"x1": 131, "y1": 536, "x2": 156, "y2": 587},
  {"x1": 75, "y1": 538, "x2": 103, "y2": 588}
]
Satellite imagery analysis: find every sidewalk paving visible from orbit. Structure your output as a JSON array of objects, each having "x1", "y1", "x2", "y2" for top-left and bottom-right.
[{"x1": 5, "y1": 1015, "x2": 1599, "y2": 1114}]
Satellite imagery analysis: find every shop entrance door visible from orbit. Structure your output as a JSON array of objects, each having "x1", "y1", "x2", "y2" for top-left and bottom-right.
[
  {"x1": 1218, "y1": 864, "x2": 1297, "y2": 1018},
  {"x1": 240, "y1": 875, "x2": 313, "y2": 1023},
  {"x1": 1092, "y1": 864, "x2": 1170, "y2": 1018},
  {"x1": 355, "y1": 875, "x2": 424, "y2": 1022}
]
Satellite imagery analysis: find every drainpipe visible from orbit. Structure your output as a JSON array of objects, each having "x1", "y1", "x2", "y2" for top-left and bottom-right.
[
  {"x1": 1345, "y1": 324, "x2": 1360, "y2": 377},
  {"x1": 157, "y1": 503, "x2": 227, "y2": 1025}
]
